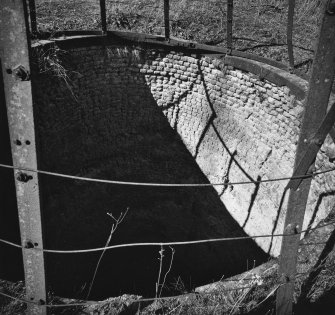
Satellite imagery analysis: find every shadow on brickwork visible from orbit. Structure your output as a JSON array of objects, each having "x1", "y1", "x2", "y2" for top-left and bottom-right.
[
  {"x1": 268, "y1": 187, "x2": 289, "y2": 254},
  {"x1": 219, "y1": 150, "x2": 237, "y2": 196},
  {"x1": 195, "y1": 59, "x2": 261, "y2": 229},
  {"x1": 27, "y1": 48, "x2": 270, "y2": 300}
]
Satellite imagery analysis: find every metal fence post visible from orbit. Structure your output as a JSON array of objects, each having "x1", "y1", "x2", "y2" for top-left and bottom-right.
[
  {"x1": 227, "y1": 0, "x2": 233, "y2": 53},
  {"x1": 0, "y1": 0, "x2": 47, "y2": 314},
  {"x1": 100, "y1": 0, "x2": 107, "y2": 34},
  {"x1": 28, "y1": 0, "x2": 38, "y2": 37},
  {"x1": 164, "y1": 0, "x2": 170, "y2": 39},
  {"x1": 287, "y1": 0, "x2": 295, "y2": 71},
  {"x1": 276, "y1": 3, "x2": 335, "y2": 315}
]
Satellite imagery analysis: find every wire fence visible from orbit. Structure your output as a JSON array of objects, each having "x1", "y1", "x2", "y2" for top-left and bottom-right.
[
  {"x1": 1, "y1": 161, "x2": 334, "y2": 310},
  {"x1": 2, "y1": 1, "x2": 335, "y2": 313},
  {"x1": 1, "y1": 157, "x2": 335, "y2": 309},
  {"x1": 0, "y1": 161, "x2": 334, "y2": 253}
]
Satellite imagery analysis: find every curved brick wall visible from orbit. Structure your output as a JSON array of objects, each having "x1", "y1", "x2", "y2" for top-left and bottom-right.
[{"x1": 31, "y1": 39, "x2": 335, "y2": 298}]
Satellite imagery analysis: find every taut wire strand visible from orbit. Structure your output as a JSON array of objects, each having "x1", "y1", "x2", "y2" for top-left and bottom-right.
[
  {"x1": 0, "y1": 163, "x2": 334, "y2": 187},
  {"x1": 0, "y1": 219, "x2": 334, "y2": 254}
]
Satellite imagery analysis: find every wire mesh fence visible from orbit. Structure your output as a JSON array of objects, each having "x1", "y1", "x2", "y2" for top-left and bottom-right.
[{"x1": 0, "y1": 160, "x2": 335, "y2": 311}]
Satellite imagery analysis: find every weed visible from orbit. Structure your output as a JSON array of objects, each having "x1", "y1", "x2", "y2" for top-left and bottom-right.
[
  {"x1": 106, "y1": 46, "x2": 143, "y2": 64},
  {"x1": 155, "y1": 246, "x2": 175, "y2": 298},
  {"x1": 86, "y1": 207, "x2": 130, "y2": 300},
  {"x1": 33, "y1": 42, "x2": 79, "y2": 100}
]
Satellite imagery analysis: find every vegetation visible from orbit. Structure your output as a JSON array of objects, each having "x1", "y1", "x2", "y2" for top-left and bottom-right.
[
  {"x1": 0, "y1": 273, "x2": 281, "y2": 315},
  {"x1": 35, "y1": 0, "x2": 323, "y2": 73}
]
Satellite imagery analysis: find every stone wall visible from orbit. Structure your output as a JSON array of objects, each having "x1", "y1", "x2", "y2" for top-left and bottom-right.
[
  {"x1": 146, "y1": 51, "x2": 335, "y2": 257},
  {"x1": 31, "y1": 41, "x2": 335, "y2": 298},
  {"x1": 95, "y1": 45, "x2": 334, "y2": 257}
]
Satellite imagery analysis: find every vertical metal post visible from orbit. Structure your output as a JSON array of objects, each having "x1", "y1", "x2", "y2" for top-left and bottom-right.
[
  {"x1": 0, "y1": 1, "x2": 47, "y2": 314},
  {"x1": 276, "y1": 3, "x2": 335, "y2": 315},
  {"x1": 164, "y1": 0, "x2": 170, "y2": 39},
  {"x1": 28, "y1": 0, "x2": 38, "y2": 37},
  {"x1": 227, "y1": 0, "x2": 233, "y2": 53},
  {"x1": 287, "y1": 0, "x2": 295, "y2": 71},
  {"x1": 100, "y1": 0, "x2": 107, "y2": 34}
]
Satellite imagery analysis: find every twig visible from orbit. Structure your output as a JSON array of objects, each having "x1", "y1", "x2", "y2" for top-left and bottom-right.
[
  {"x1": 86, "y1": 207, "x2": 129, "y2": 299},
  {"x1": 167, "y1": 303, "x2": 182, "y2": 315},
  {"x1": 155, "y1": 245, "x2": 164, "y2": 299},
  {"x1": 229, "y1": 285, "x2": 253, "y2": 315},
  {"x1": 159, "y1": 246, "x2": 175, "y2": 298}
]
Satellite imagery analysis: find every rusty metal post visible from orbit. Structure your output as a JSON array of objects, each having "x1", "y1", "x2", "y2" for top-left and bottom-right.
[
  {"x1": 0, "y1": 1, "x2": 47, "y2": 314},
  {"x1": 227, "y1": 0, "x2": 233, "y2": 53},
  {"x1": 276, "y1": 3, "x2": 335, "y2": 315},
  {"x1": 164, "y1": 0, "x2": 170, "y2": 39},
  {"x1": 28, "y1": 0, "x2": 38, "y2": 37},
  {"x1": 100, "y1": 0, "x2": 107, "y2": 34},
  {"x1": 287, "y1": 0, "x2": 295, "y2": 71}
]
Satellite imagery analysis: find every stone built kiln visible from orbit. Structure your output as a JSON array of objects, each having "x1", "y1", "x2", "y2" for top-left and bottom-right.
[{"x1": 5, "y1": 34, "x2": 335, "y2": 299}]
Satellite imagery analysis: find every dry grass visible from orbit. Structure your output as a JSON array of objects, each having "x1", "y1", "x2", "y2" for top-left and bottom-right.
[
  {"x1": 0, "y1": 280, "x2": 26, "y2": 315},
  {"x1": 140, "y1": 271, "x2": 281, "y2": 315},
  {"x1": 35, "y1": 0, "x2": 323, "y2": 73},
  {"x1": 0, "y1": 269, "x2": 280, "y2": 315},
  {"x1": 32, "y1": 41, "x2": 82, "y2": 100}
]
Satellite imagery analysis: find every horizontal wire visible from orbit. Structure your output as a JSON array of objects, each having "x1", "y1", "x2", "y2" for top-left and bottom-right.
[
  {"x1": 0, "y1": 220, "x2": 334, "y2": 254},
  {"x1": 0, "y1": 163, "x2": 334, "y2": 187},
  {"x1": 1, "y1": 235, "x2": 334, "y2": 308}
]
